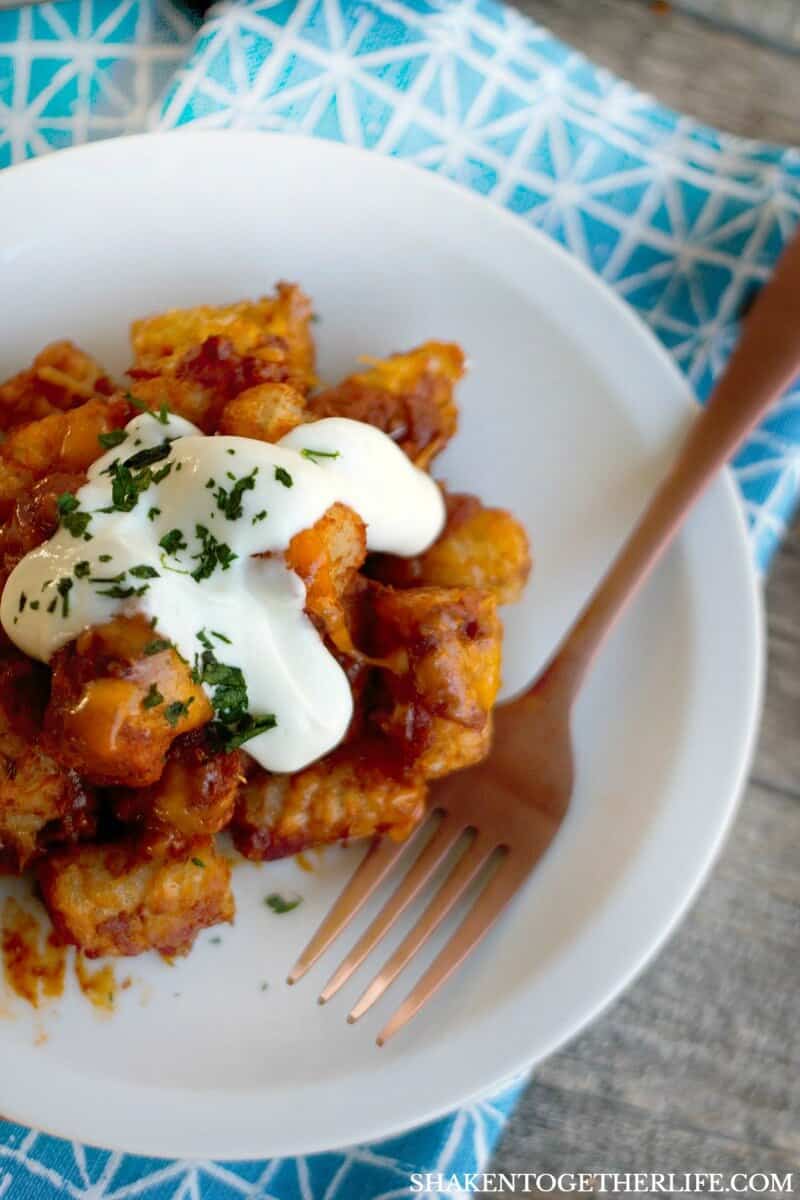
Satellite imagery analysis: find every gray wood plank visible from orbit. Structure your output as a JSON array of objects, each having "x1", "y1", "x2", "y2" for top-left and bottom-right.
[
  {"x1": 524, "y1": 0, "x2": 800, "y2": 142},
  {"x1": 490, "y1": 0, "x2": 800, "y2": 1184}
]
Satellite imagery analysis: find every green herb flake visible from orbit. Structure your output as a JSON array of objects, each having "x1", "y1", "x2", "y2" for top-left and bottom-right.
[
  {"x1": 192, "y1": 640, "x2": 276, "y2": 751},
  {"x1": 164, "y1": 698, "x2": 193, "y2": 727},
  {"x1": 96, "y1": 584, "x2": 150, "y2": 599},
  {"x1": 29, "y1": 600, "x2": 39, "y2": 611},
  {"x1": 152, "y1": 463, "x2": 173, "y2": 484},
  {"x1": 274, "y1": 466, "x2": 293, "y2": 488},
  {"x1": 57, "y1": 493, "x2": 92, "y2": 539},
  {"x1": 98, "y1": 429, "x2": 128, "y2": 450},
  {"x1": 213, "y1": 467, "x2": 258, "y2": 522},
  {"x1": 159, "y1": 529, "x2": 187, "y2": 556},
  {"x1": 147, "y1": 507, "x2": 161, "y2": 522},
  {"x1": 57, "y1": 577, "x2": 73, "y2": 618},
  {"x1": 56, "y1": 493, "x2": 78, "y2": 516},
  {"x1": 129, "y1": 564, "x2": 160, "y2": 579},
  {"x1": 300, "y1": 448, "x2": 340, "y2": 463},
  {"x1": 46, "y1": 597, "x2": 57, "y2": 614},
  {"x1": 89, "y1": 572, "x2": 126, "y2": 584},
  {"x1": 211, "y1": 630, "x2": 231, "y2": 644},
  {"x1": 17, "y1": 593, "x2": 26, "y2": 614},
  {"x1": 265, "y1": 893, "x2": 302, "y2": 915},
  {"x1": 190, "y1": 525, "x2": 237, "y2": 582},
  {"x1": 142, "y1": 683, "x2": 164, "y2": 710},
  {"x1": 191, "y1": 856, "x2": 206, "y2": 869},
  {"x1": 252, "y1": 510, "x2": 267, "y2": 525},
  {"x1": 226, "y1": 448, "x2": 235, "y2": 456},
  {"x1": 212, "y1": 712, "x2": 277, "y2": 751},
  {"x1": 74, "y1": 561, "x2": 91, "y2": 579},
  {"x1": 99, "y1": 554, "x2": 113, "y2": 563},
  {"x1": 123, "y1": 440, "x2": 172, "y2": 472},
  {"x1": 144, "y1": 638, "x2": 171, "y2": 656}
]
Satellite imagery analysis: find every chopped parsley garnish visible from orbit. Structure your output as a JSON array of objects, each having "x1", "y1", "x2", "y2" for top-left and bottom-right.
[
  {"x1": 74, "y1": 561, "x2": 91, "y2": 579},
  {"x1": 213, "y1": 467, "x2": 258, "y2": 521},
  {"x1": 129, "y1": 564, "x2": 159, "y2": 579},
  {"x1": 164, "y1": 698, "x2": 193, "y2": 727},
  {"x1": 89, "y1": 572, "x2": 126, "y2": 584},
  {"x1": 211, "y1": 630, "x2": 231, "y2": 644},
  {"x1": 57, "y1": 577, "x2": 73, "y2": 617},
  {"x1": 102, "y1": 465, "x2": 150, "y2": 513},
  {"x1": 46, "y1": 597, "x2": 57, "y2": 614},
  {"x1": 191, "y1": 857, "x2": 205, "y2": 869},
  {"x1": 57, "y1": 493, "x2": 92, "y2": 538},
  {"x1": 122, "y1": 440, "x2": 172, "y2": 472},
  {"x1": 301, "y1": 448, "x2": 340, "y2": 463},
  {"x1": 226, "y1": 448, "x2": 235, "y2": 456},
  {"x1": 265, "y1": 893, "x2": 302, "y2": 915},
  {"x1": 144, "y1": 638, "x2": 171, "y2": 656},
  {"x1": 17, "y1": 593, "x2": 26, "y2": 613},
  {"x1": 96, "y1": 583, "x2": 150, "y2": 599},
  {"x1": 98, "y1": 441, "x2": 174, "y2": 514},
  {"x1": 147, "y1": 507, "x2": 161, "y2": 522},
  {"x1": 159, "y1": 528, "x2": 187, "y2": 556},
  {"x1": 99, "y1": 554, "x2": 113, "y2": 563},
  {"x1": 252, "y1": 510, "x2": 267, "y2": 525},
  {"x1": 217, "y1": 713, "x2": 278, "y2": 750},
  {"x1": 193, "y1": 646, "x2": 248, "y2": 721},
  {"x1": 57, "y1": 494, "x2": 79, "y2": 516},
  {"x1": 274, "y1": 466, "x2": 293, "y2": 488},
  {"x1": 128, "y1": 395, "x2": 170, "y2": 426},
  {"x1": 98, "y1": 429, "x2": 128, "y2": 450},
  {"x1": 205, "y1": 478, "x2": 215, "y2": 490},
  {"x1": 142, "y1": 683, "x2": 164, "y2": 710},
  {"x1": 192, "y1": 637, "x2": 277, "y2": 751},
  {"x1": 191, "y1": 525, "x2": 237, "y2": 582},
  {"x1": 29, "y1": 600, "x2": 39, "y2": 611}
]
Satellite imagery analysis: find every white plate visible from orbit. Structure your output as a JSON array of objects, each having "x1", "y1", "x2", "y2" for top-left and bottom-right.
[{"x1": 0, "y1": 132, "x2": 763, "y2": 1159}]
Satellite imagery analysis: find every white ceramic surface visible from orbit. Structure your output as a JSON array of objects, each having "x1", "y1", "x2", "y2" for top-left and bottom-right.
[{"x1": 0, "y1": 132, "x2": 763, "y2": 1160}]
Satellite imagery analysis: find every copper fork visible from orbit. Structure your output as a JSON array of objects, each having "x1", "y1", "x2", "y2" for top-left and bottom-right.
[{"x1": 289, "y1": 231, "x2": 800, "y2": 1045}]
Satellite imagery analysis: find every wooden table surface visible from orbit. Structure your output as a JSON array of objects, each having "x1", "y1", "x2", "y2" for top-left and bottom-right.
[{"x1": 491, "y1": 0, "x2": 800, "y2": 1183}]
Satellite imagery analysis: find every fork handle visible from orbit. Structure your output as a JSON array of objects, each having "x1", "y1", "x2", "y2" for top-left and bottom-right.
[{"x1": 540, "y1": 228, "x2": 800, "y2": 703}]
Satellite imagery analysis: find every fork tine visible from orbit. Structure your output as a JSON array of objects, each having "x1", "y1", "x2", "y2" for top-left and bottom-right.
[
  {"x1": 376, "y1": 852, "x2": 531, "y2": 1045},
  {"x1": 319, "y1": 813, "x2": 465, "y2": 1003},
  {"x1": 287, "y1": 835, "x2": 409, "y2": 984},
  {"x1": 347, "y1": 830, "x2": 497, "y2": 1023}
]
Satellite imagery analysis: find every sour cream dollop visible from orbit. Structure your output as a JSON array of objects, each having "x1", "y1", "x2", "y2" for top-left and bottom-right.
[{"x1": 0, "y1": 412, "x2": 445, "y2": 772}]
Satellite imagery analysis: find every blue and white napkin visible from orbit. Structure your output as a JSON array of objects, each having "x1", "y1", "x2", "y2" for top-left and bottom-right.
[{"x1": 0, "y1": 0, "x2": 798, "y2": 1195}]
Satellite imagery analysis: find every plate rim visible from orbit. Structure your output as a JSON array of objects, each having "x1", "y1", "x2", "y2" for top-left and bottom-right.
[{"x1": 0, "y1": 129, "x2": 765, "y2": 1159}]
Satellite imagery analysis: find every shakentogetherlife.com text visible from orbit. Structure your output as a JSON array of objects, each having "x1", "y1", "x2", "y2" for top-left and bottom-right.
[{"x1": 409, "y1": 1172, "x2": 796, "y2": 1195}]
